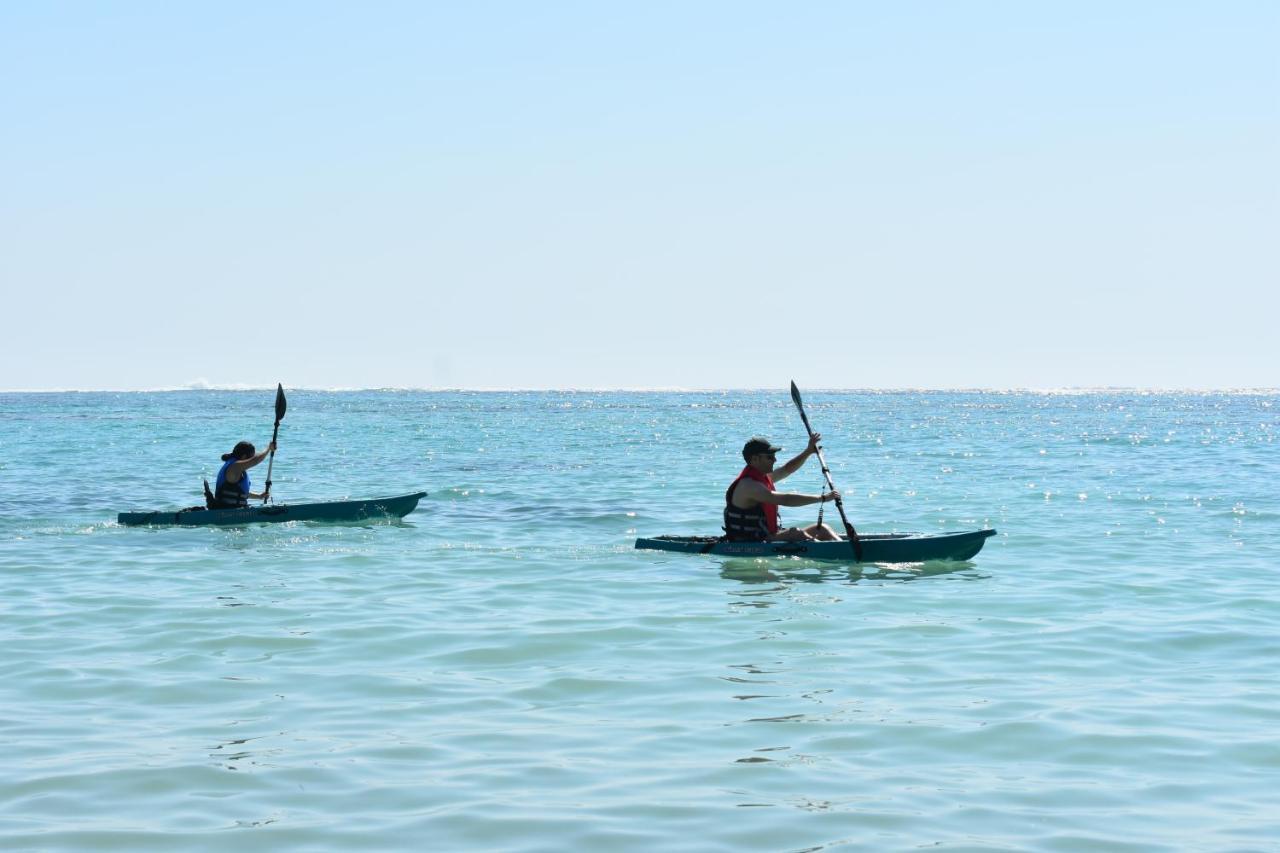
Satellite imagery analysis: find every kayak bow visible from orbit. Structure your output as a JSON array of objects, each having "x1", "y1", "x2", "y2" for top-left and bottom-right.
[
  {"x1": 118, "y1": 491, "x2": 427, "y2": 527},
  {"x1": 635, "y1": 528, "x2": 996, "y2": 563}
]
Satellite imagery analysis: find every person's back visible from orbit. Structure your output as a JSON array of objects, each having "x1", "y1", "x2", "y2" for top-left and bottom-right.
[{"x1": 211, "y1": 440, "x2": 275, "y2": 509}]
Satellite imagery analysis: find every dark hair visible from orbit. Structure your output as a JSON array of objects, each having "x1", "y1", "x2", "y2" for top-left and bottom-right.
[{"x1": 222, "y1": 441, "x2": 255, "y2": 462}]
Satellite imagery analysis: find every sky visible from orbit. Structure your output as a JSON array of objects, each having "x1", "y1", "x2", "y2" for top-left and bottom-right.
[{"x1": 2, "y1": 1, "x2": 1276, "y2": 391}]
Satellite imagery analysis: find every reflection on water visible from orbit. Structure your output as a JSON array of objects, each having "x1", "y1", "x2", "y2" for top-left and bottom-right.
[
  {"x1": 718, "y1": 558, "x2": 983, "y2": 586},
  {"x1": 209, "y1": 733, "x2": 280, "y2": 772}
]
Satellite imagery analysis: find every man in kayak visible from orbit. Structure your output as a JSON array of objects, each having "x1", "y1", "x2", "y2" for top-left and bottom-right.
[
  {"x1": 725, "y1": 436, "x2": 841, "y2": 542},
  {"x1": 210, "y1": 440, "x2": 277, "y2": 509}
]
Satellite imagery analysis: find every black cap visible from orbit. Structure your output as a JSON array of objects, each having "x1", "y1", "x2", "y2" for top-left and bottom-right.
[{"x1": 742, "y1": 437, "x2": 782, "y2": 461}]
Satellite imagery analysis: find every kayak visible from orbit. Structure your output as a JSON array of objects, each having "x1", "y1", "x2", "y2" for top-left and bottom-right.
[
  {"x1": 117, "y1": 491, "x2": 428, "y2": 527},
  {"x1": 634, "y1": 528, "x2": 996, "y2": 562}
]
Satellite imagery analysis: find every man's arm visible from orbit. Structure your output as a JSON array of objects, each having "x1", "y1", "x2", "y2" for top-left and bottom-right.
[
  {"x1": 737, "y1": 478, "x2": 838, "y2": 508},
  {"x1": 756, "y1": 489, "x2": 839, "y2": 508},
  {"x1": 771, "y1": 433, "x2": 821, "y2": 483}
]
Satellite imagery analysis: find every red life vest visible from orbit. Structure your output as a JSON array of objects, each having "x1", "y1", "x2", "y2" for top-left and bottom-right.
[{"x1": 729, "y1": 465, "x2": 778, "y2": 535}]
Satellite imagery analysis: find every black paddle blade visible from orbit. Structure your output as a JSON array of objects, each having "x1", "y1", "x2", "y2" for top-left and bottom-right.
[
  {"x1": 790, "y1": 380, "x2": 814, "y2": 434},
  {"x1": 274, "y1": 383, "x2": 287, "y2": 422}
]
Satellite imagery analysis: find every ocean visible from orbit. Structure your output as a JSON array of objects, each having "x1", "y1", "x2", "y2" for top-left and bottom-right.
[{"x1": 1, "y1": 389, "x2": 1277, "y2": 851}]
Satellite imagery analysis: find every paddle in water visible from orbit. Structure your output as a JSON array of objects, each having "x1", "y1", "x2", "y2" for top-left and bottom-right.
[
  {"x1": 262, "y1": 383, "x2": 287, "y2": 503},
  {"x1": 790, "y1": 380, "x2": 863, "y2": 561}
]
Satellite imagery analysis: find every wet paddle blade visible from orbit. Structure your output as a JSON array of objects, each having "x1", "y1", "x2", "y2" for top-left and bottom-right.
[{"x1": 275, "y1": 383, "x2": 287, "y2": 422}]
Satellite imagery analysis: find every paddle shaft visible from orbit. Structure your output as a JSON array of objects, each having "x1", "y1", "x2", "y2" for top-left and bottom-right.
[
  {"x1": 808, "y1": 441, "x2": 862, "y2": 558},
  {"x1": 262, "y1": 419, "x2": 280, "y2": 502},
  {"x1": 791, "y1": 384, "x2": 863, "y2": 561}
]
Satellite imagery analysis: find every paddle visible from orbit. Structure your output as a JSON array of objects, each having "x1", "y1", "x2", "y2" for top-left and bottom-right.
[
  {"x1": 790, "y1": 380, "x2": 862, "y2": 561},
  {"x1": 262, "y1": 383, "x2": 286, "y2": 503}
]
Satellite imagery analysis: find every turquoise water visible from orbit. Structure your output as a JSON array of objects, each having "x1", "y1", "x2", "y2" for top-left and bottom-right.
[{"x1": 2, "y1": 390, "x2": 1277, "y2": 851}]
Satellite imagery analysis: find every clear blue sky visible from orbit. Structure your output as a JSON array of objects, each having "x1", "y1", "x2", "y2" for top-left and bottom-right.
[{"x1": 2, "y1": 1, "x2": 1276, "y2": 390}]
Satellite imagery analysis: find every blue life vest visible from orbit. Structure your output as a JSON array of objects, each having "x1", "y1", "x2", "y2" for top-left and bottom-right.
[{"x1": 213, "y1": 459, "x2": 251, "y2": 509}]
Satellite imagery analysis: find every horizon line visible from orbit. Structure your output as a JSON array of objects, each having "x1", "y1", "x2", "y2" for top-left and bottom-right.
[{"x1": 3, "y1": 384, "x2": 1278, "y2": 395}]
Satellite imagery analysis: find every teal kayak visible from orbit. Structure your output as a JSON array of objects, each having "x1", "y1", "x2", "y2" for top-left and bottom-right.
[
  {"x1": 117, "y1": 491, "x2": 427, "y2": 527},
  {"x1": 635, "y1": 528, "x2": 996, "y2": 562}
]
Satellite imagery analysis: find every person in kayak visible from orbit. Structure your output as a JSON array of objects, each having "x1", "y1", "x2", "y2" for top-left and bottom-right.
[
  {"x1": 725, "y1": 436, "x2": 841, "y2": 542},
  {"x1": 210, "y1": 440, "x2": 276, "y2": 509}
]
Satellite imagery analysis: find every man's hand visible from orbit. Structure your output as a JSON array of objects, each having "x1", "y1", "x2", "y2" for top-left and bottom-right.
[{"x1": 806, "y1": 432, "x2": 822, "y2": 456}]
